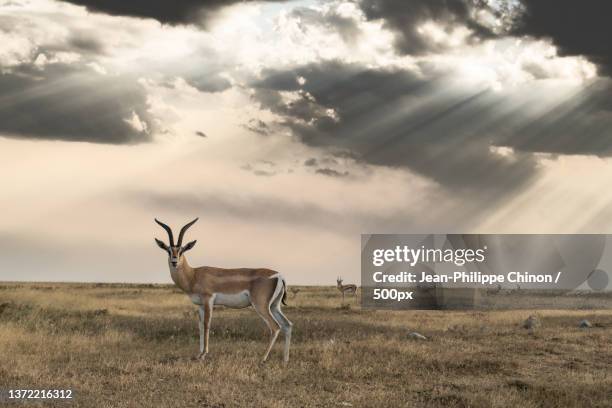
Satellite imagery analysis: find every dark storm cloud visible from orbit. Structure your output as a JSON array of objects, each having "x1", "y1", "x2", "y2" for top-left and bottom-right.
[
  {"x1": 289, "y1": 7, "x2": 362, "y2": 44},
  {"x1": 57, "y1": 0, "x2": 285, "y2": 26},
  {"x1": 0, "y1": 63, "x2": 154, "y2": 144},
  {"x1": 186, "y1": 74, "x2": 232, "y2": 93},
  {"x1": 315, "y1": 168, "x2": 348, "y2": 177},
  {"x1": 494, "y1": 79, "x2": 612, "y2": 156},
  {"x1": 253, "y1": 169, "x2": 276, "y2": 177},
  {"x1": 252, "y1": 60, "x2": 612, "y2": 191},
  {"x1": 158, "y1": 73, "x2": 231, "y2": 94},
  {"x1": 511, "y1": 0, "x2": 612, "y2": 77},
  {"x1": 67, "y1": 34, "x2": 106, "y2": 55},
  {"x1": 243, "y1": 118, "x2": 271, "y2": 136},
  {"x1": 251, "y1": 60, "x2": 541, "y2": 193},
  {"x1": 360, "y1": 0, "x2": 612, "y2": 78},
  {"x1": 358, "y1": 0, "x2": 496, "y2": 55}
]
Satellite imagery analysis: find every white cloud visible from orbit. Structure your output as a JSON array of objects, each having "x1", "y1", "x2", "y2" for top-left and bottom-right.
[{"x1": 125, "y1": 111, "x2": 148, "y2": 133}]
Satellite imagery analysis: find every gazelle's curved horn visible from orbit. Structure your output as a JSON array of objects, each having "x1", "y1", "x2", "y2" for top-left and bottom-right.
[
  {"x1": 177, "y1": 217, "x2": 199, "y2": 246},
  {"x1": 154, "y1": 218, "x2": 174, "y2": 246}
]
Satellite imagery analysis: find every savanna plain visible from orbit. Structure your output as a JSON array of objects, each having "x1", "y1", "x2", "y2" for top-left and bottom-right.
[{"x1": 0, "y1": 283, "x2": 610, "y2": 408}]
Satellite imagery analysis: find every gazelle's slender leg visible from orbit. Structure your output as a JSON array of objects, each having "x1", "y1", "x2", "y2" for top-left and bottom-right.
[
  {"x1": 271, "y1": 304, "x2": 292, "y2": 363},
  {"x1": 197, "y1": 297, "x2": 212, "y2": 360},
  {"x1": 263, "y1": 328, "x2": 280, "y2": 363},
  {"x1": 253, "y1": 302, "x2": 281, "y2": 362},
  {"x1": 197, "y1": 306, "x2": 205, "y2": 357}
]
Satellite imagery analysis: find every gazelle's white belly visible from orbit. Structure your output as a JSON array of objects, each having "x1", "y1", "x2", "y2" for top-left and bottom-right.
[{"x1": 213, "y1": 291, "x2": 251, "y2": 308}]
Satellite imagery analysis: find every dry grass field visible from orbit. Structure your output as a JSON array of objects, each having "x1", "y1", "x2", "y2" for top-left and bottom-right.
[{"x1": 0, "y1": 283, "x2": 611, "y2": 407}]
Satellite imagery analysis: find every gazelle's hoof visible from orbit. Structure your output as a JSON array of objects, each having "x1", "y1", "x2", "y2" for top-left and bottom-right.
[{"x1": 192, "y1": 352, "x2": 207, "y2": 361}]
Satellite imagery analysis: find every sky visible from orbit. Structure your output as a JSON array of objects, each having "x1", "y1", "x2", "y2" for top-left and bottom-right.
[{"x1": 1, "y1": 0, "x2": 612, "y2": 285}]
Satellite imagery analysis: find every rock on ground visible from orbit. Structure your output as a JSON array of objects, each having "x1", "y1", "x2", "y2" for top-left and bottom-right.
[{"x1": 407, "y1": 332, "x2": 428, "y2": 340}]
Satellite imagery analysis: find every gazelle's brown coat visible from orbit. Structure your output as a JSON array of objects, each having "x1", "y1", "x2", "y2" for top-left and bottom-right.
[
  {"x1": 155, "y1": 219, "x2": 292, "y2": 363},
  {"x1": 336, "y1": 277, "x2": 357, "y2": 302}
]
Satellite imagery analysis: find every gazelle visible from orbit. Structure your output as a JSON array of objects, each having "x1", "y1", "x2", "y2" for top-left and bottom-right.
[
  {"x1": 290, "y1": 287, "x2": 300, "y2": 298},
  {"x1": 154, "y1": 218, "x2": 292, "y2": 363},
  {"x1": 336, "y1": 277, "x2": 357, "y2": 302}
]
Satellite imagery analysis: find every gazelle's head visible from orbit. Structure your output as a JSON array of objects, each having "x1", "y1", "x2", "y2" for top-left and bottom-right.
[
  {"x1": 337, "y1": 277, "x2": 343, "y2": 285},
  {"x1": 154, "y1": 218, "x2": 198, "y2": 268}
]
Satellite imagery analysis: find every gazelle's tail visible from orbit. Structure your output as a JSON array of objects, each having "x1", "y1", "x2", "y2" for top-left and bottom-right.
[{"x1": 281, "y1": 278, "x2": 287, "y2": 306}]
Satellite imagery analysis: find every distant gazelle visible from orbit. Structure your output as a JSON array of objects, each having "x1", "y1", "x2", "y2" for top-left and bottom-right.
[
  {"x1": 336, "y1": 277, "x2": 357, "y2": 302},
  {"x1": 154, "y1": 218, "x2": 292, "y2": 363},
  {"x1": 290, "y1": 287, "x2": 300, "y2": 298}
]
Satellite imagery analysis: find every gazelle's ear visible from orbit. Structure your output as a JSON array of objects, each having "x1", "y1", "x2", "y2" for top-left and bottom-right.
[
  {"x1": 181, "y1": 240, "x2": 197, "y2": 253},
  {"x1": 155, "y1": 238, "x2": 168, "y2": 251}
]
